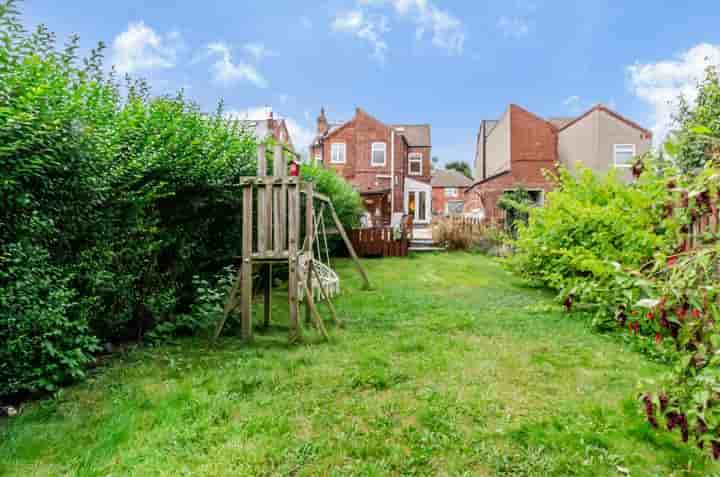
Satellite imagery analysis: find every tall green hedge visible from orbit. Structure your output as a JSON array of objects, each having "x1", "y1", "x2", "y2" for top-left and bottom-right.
[{"x1": 0, "y1": 2, "x2": 361, "y2": 396}]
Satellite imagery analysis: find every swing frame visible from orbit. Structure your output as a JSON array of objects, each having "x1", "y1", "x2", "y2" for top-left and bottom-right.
[{"x1": 213, "y1": 142, "x2": 371, "y2": 344}]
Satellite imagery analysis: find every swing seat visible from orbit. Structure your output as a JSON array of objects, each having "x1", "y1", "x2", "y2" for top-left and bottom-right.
[{"x1": 297, "y1": 254, "x2": 341, "y2": 301}]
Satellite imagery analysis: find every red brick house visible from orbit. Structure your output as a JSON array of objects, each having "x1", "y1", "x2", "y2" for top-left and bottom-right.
[
  {"x1": 310, "y1": 108, "x2": 432, "y2": 226},
  {"x1": 431, "y1": 169, "x2": 472, "y2": 216},
  {"x1": 469, "y1": 103, "x2": 652, "y2": 223}
]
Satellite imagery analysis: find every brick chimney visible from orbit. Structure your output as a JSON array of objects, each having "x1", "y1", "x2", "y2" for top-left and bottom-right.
[{"x1": 317, "y1": 107, "x2": 328, "y2": 135}]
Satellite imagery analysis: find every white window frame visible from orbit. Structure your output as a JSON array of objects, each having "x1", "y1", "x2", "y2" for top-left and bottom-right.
[
  {"x1": 408, "y1": 152, "x2": 423, "y2": 176},
  {"x1": 371, "y1": 142, "x2": 386, "y2": 167},
  {"x1": 445, "y1": 187, "x2": 458, "y2": 198},
  {"x1": 613, "y1": 144, "x2": 636, "y2": 168},
  {"x1": 331, "y1": 143, "x2": 346, "y2": 164}
]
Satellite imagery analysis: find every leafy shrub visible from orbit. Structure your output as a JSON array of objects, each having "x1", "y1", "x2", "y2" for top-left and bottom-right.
[
  {"x1": 146, "y1": 267, "x2": 240, "y2": 342},
  {"x1": 300, "y1": 162, "x2": 363, "y2": 230},
  {"x1": 300, "y1": 162, "x2": 363, "y2": 256},
  {"x1": 510, "y1": 165, "x2": 677, "y2": 295},
  {"x1": 0, "y1": 243, "x2": 100, "y2": 393},
  {"x1": 496, "y1": 186, "x2": 534, "y2": 236},
  {"x1": 669, "y1": 66, "x2": 720, "y2": 174}
]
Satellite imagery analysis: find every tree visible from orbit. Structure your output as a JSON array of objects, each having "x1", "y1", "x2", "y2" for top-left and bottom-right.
[
  {"x1": 669, "y1": 66, "x2": 720, "y2": 173},
  {"x1": 445, "y1": 160, "x2": 473, "y2": 179}
]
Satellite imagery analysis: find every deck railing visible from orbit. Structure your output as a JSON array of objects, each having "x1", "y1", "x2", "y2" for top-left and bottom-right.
[{"x1": 349, "y1": 214, "x2": 413, "y2": 258}]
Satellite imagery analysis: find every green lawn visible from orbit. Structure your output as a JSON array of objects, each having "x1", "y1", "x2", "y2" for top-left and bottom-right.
[{"x1": 2, "y1": 253, "x2": 718, "y2": 476}]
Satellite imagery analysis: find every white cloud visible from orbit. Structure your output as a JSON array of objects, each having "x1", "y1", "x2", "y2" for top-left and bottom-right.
[
  {"x1": 627, "y1": 43, "x2": 720, "y2": 141},
  {"x1": 332, "y1": 9, "x2": 389, "y2": 62},
  {"x1": 112, "y1": 21, "x2": 182, "y2": 74},
  {"x1": 497, "y1": 16, "x2": 531, "y2": 39},
  {"x1": 334, "y1": 0, "x2": 465, "y2": 59},
  {"x1": 206, "y1": 42, "x2": 268, "y2": 88},
  {"x1": 563, "y1": 95, "x2": 582, "y2": 113},
  {"x1": 390, "y1": 0, "x2": 465, "y2": 54},
  {"x1": 225, "y1": 107, "x2": 271, "y2": 121},
  {"x1": 243, "y1": 42, "x2": 278, "y2": 62},
  {"x1": 563, "y1": 95, "x2": 580, "y2": 105}
]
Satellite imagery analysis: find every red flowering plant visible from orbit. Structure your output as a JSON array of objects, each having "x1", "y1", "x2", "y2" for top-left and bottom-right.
[{"x1": 636, "y1": 243, "x2": 720, "y2": 457}]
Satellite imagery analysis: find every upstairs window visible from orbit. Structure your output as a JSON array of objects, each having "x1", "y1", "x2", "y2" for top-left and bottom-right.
[
  {"x1": 371, "y1": 142, "x2": 386, "y2": 166},
  {"x1": 409, "y1": 153, "x2": 423, "y2": 175},
  {"x1": 614, "y1": 144, "x2": 636, "y2": 168},
  {"x1": 331, "y1": 143, "x2": 346, "y2": 164},
  {"x1": 314, "y1": 151, "x2": 322, "y2": 163},
  {"x1": 445, "y1": 187, "x2": 458, "y2": 198}
]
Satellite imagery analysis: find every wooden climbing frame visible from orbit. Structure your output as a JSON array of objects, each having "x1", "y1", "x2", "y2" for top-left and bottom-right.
[{"x1": 213, "y1": 142, "x2": 371, "y2": 344}]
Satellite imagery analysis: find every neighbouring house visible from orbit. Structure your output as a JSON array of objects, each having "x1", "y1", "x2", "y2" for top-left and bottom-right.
[
  {"x1": 557, "y1": 104, "x2": 652, "y2": 180},
  {"x1": 310, "y1": 107, "x2": 432, "y2": 227},
  {"x1": 431, "y1": 169, "x2": 473, "y2": 216},
  {"x1": 469, "y1": 103, "x2": 652, "y2": 223},
  {"x1": 239, "y1": 107, "x2": 296, "y2": 154}
]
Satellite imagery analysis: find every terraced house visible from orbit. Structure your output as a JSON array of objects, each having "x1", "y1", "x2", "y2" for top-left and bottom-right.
[
  {"x1": 469, "y1": 103, "x2": 652, "y2": 222},
  {"x1": 310, "y1": 108, "x2": 432, "y2": 226}
]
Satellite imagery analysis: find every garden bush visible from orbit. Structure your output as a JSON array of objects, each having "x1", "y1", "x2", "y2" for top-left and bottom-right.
[
  {"x1": 0, "y1": 2, "x2": 361, "y2": 397},
  {"x1": 510, "y1": 164, "x2": 677, "y2": 299}
]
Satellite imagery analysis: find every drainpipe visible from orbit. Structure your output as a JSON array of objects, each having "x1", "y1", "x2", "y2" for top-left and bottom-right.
[
  {"x1": 482, "y1": 120, "x2": 487, "y2": 180},
  {"x1": 390, "y1": 128, "x2": 395, "y2": 213}
]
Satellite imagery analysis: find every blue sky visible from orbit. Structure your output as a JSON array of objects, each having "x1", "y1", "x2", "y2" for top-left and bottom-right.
[{"x1": 21, "y1": 0, "x2": 720, "y2": 165}]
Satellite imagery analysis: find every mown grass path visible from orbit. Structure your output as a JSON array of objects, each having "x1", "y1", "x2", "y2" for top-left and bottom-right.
[{"x1": 2, "y1": 253, "x2": 718, "y2": 476}]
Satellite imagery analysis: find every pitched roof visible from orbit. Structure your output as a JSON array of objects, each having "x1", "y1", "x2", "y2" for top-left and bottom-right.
[
  {"x1": 547, "y1": 117, "x2": 575, "y2": 129},
  {"x1": 558, "y1": 104, "x2": 652, "y2": 137},
  {"x1": 431, "y1": 169, "x2": 473, "y2": 187},
  {"x1": 311, "y1": 109, "x2": 432, "y2": 148},
  {"x1": 393, "y1": 124, "x2": 431, "y2": 147}
]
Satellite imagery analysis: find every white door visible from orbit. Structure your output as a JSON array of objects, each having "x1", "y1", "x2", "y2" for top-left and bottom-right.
[
  {"x1": 405, "y1": 191, "x2": 430, "y2": 223},
  {"x1": 404, "y1": 177, "x2": 432, "y2": 224}
]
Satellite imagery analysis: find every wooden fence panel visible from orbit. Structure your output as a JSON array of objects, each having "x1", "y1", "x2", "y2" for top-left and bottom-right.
[{"x1": 349, "y1": 227, "x2": 409, "y2": 258}]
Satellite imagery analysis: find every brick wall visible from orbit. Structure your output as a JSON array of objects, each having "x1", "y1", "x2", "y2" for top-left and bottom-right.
[
  {"x1": 432, "y1": 186, "x2": 467, "y2": 215},
  {"x1": 313, "y1": 110, "x2": 426, "y2": 214},
  {"x1": 466, "y1": 105, "x2": 558, "y2": 222}
]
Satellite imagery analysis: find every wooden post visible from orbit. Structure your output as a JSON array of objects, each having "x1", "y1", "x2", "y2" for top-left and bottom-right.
[
  {"x1": 328, "y1": 201, "x2": 372, "y2": 290},
  {"x1": 287, "y1": 180, "x2": 300, "y2": 343},
  {"x1": 263, "y1": 265, "x2": 272, "y2": 328},
  {"x1": 213, "y1": 269, "x2": 242, "y2": 341},
  {"x1": 256, "y1": 144, "x2": 272, "y2": 329},
  {"x1": 275, "y1": 144, "x2": 286, "y2": 252},
  {"x1": 241, "y1": 183, "x2": 254, "y2": 341},
  {"x1": 257, "y1": 145, "x2": 268, "y2": 254},
  {"x1": 301, "y1": 281, "x2": 330, "y2": 341},
  {"x1": 305, "y1": 182, "x2": 314, "y2": 325}
]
